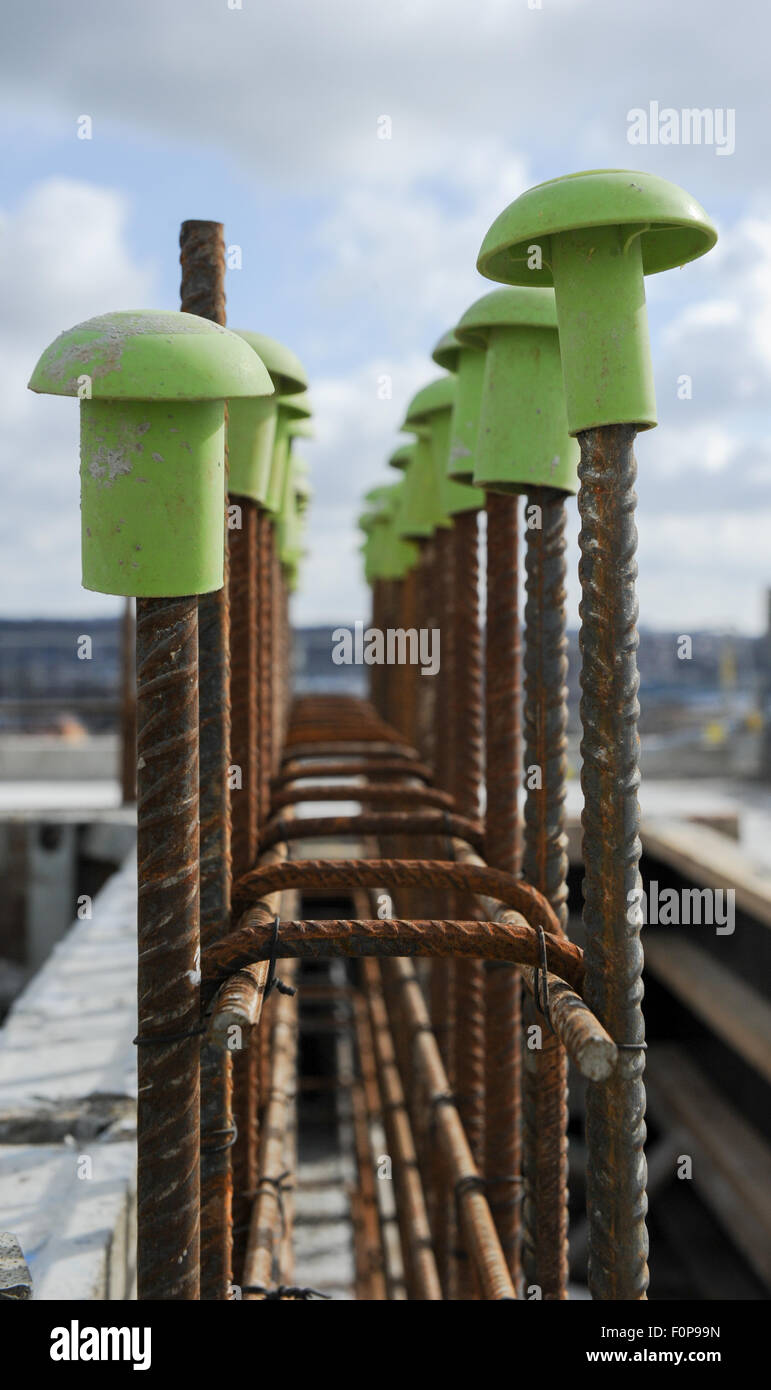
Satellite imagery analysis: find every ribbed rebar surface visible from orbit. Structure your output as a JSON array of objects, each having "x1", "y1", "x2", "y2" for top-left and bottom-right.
[
  {"x1": 180, "y1": 217, "x2": 233, "y2": 1300},
  {"x1": 484, "y1": 494, "x2": 522, "y2": 1282},
  {"x1": 136, "y1": 596, "x2": 200, "y2": 1300},
  {"x1": 522, "y1": 488, "x2": 570, "y2": 1300},
  {"x1": 577, "y1": 425, "x2": 649, "y2": 1301}
]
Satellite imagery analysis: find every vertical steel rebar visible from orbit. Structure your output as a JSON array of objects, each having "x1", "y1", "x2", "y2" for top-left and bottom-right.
[
  {"x1": 136, "y1": 595, "x2": 200, "y2": 1300},
  {"x1": 521, "y1": 488, "x2": 570, "y2": 1300},
  {"x1": 180, "y1": 219, "x2": 233, "y2": 1300},
  {"x1": 120, "y1": 597, "x2": 137, "y2": 804},
  {"x1": 257, "y1": 507, "x2": 274, "y2": 826},
  {"x1": 452, "y1": 509, "x2": 485, "y2": 1298},
  {"x1": 483, "y1": 494, "x2": 522, "y2": 1285},
  {"x1": 229, "y1": 497, "x2": 260, "y2": 879},
  {"x1": 577, "y1": 425, "x2": 649, "y2": 1301}
]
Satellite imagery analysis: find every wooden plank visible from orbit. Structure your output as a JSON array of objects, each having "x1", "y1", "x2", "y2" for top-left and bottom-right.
[
  {"x1": 641, "y1": 818, "x2": 771, "y2": 930},
  {"x1": 646, "y1": 1046, "x2": 771, "y2": 1290},
  {"x1": 566, "y1": 812, "x2": 741, "y2": 867},
  {"x1": 644, "y1": 935, "x2": 771, "y2": 1086}
]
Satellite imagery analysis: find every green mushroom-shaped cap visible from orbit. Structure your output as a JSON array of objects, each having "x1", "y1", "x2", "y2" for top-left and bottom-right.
[
  {"x1": 231, "y1": 330, "x2": 307, "y2": 395},
  {"x1": 431, "y1": 328, "x2": 463, "y2": 372},
  {"x1": 287, "y1": 418, "x2": 314, "y2": 439},
  {"x1": 294, "y1": 458, "x2": 312, "y2": 508},
  {"x1": 364, "y1": 483, "x2": 400, "y2": 514},
  {"x1": 28, "y1": 310, "x2": 273, "y2": 401},
  {"x1": 402, "y1": 376, "x2": 454, "y2": 429},
  {"x1": 388, "y1": 442, "x2": 414, "y2": 471},
  {"x1": 477, "y1": 169, "x2": 717, "y2": 288},
  {"x1": 455, "y1": 286, "x2": 558, "y2": 347},
  {"x1": 278, "y1": 390, "x2": 313, "y2": 420}
]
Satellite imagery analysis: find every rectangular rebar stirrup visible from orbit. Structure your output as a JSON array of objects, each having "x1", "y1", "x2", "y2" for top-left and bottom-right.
[
  {"x1": 231, "y1": 858, "x2": 562, "y2": 933},
  {"x1": 258, "y1": 812, "x2": 485, "y2": 854},
  {"x1": 202, "y1": 917, "x2": 585, "y2": 998}
]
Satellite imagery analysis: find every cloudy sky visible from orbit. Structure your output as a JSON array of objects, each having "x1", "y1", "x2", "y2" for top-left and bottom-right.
[{"x1": 0, "y1": 0, "x2": 768, "y2": 632}]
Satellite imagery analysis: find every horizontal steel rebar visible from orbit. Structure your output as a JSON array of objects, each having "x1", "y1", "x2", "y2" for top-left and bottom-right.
[
  {"x1": 202, "y1": 918, "x2": 585, "y2": 1001},
  {"x1": 258, "y1": 812, "x2": 484, "y2": 854},
  {"x1": 232, "y1": 858, "x2": 561, "y2": 934}
]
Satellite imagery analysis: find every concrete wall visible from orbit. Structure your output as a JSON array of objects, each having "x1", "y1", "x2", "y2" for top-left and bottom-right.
[{"x1": 0, "y1": 850, "x2": 137, "y2": 1300}]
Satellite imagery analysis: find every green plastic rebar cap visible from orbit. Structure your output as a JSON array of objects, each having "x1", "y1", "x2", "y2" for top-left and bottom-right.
[
  {"x1": 28, "y1": 309, "x2": 272, "y2": 401},
  {"x1": 455, "y1": 286, "x2": 558, "y2": 343},
  {"x1": 477, "y1": 169, "x2": 717, "y2": 285},
  {"x1": 402, "y1": 376, "x2": 455, "y2": 430},
  {"x1": 230, "y1": 330, "x2": 307, "y2": 396},
  {"x1": 455, "y1": 287, "x2": 578, "y2": 496},
  {"x1": 28, "y1": 310, "x2": 273, "y2": 597},
  {"x1": 228, "y1": 330, "x2": 290, "y2": 504},
  {"x1": 286, "y1": 418, "x2": 314, "y2": 439},
  {"x1": 388, "y1": 442, "x2": 414, "y2": 471},
  {"x1": 477, "y1": 170, "x2": 717, "y2": 435},
  {"x1": 431, "y1": 328, "x2": 463, "y2": 373},
  {"x1": 279, "y1": 391, "x2": 312, "y2": 420},
  {"x1": 403, "y1": 376, "x2": 484, "y2": 516},
  {"x1": 395, "y1": 439, "x2": 446, "y2": 540}
]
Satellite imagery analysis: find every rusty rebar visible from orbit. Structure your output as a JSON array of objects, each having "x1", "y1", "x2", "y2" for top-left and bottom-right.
[
  {"x1": 229, "y1": 497, "x2": 259, "y2": 880},
  {"x1": 136, "y1": 595, "x2": 200, "y2": 1300},
  {"x1": 242, "y1": 961, "x2": 298, "y2": 1298},
  {"x1": 352, "y1": 996, "x2": 389, "y2": 1299},
  {"x1": 483, "y1": 493, "x2": 522, "y2": 1284},
  {"x1": 450, "y1": 509, "x2": 485, "y2": 1294},
  {"x1": 259, "y1": 811, "x2": 484, "y2": 855},
  {"x1": 203, "y1": 917, "x2": 585, "y2": 1000},
  {"x1": 257, "y1": 508, "x2": 274, "y2": 826},
  {"x1": 450, "y1": 839, "x2": 615, "y2": 1082},
  {"x1": 521, "y1": 488, "x2": 570, "y2": 1300},
  {"x1": 363, "y1": 961, "x2": 442, "y2": 1300},
  {"x1": 271, "y1": 782, "x2": 454, "y2": 811},
  {"x1": 180, "y1": 216, "x2": 233, "y2": 1301},
  {"x1": 232, "y1": 858, "x2": 561, "y2": 933},
  {"x1": 385, "y1": 957, "x2": 515, "y2": 1300},
  {"x1": 120, "y1": 597, "x2": 136, "y2": 804},
  {"x1": 275, "y1": 758, "x2": 432, "y2": 786},
  {"x1": 577, "y1": 425, "x2": 648, "y2": 1301}
]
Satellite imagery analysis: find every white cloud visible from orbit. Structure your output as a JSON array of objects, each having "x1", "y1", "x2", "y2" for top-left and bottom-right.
[{"x1": 0, "y1": 179, "x2": 154, "y2": 616}]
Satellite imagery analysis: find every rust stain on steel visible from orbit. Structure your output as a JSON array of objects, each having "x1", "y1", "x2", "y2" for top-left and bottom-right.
[
  {"x1": 282, "y1": 738, "x2": 417, "y2": 760},
  {"x1": 207, "y1": 840, "x2": 289, "y2": 1047},
  {"x1": 384, "y1": 958, "x2": 515, "y2": 1301},
  {"x1": 351, "y1": 996, "x2": 389, "y2": 1300},
  {"x1": 451, "y1": 510, "x2": 486, "y2": 1281},
  {"x1": 180, "y1": 217, "x2": 233, "y2": 1301},
  {"x1": 450, "y1": 841, "x2": 612, "y2": 1080},
  {"x1": 258, "y1": 811, "x2": 484, "y2": 854},
  {"x1": 484, "y1": 494, "x2": 523, "y2": 1285},
  {"x1": 270, "y1": 782, "x2": 455, "y2": 811},
  {"x1": 229, "y1": 496, "x2": 259, "y2": 880},
  {"x1": 522, "y1": 487, "x2": 570, "y2": 1300},
  {"x1": 257, "y1": 508, "x2": 274, "y2": 826},
  {"x1": 202, "y1": 917, "x2": 585, "y2": 1000},
  {"x1": 275, "y1": 758, "x2": 433, "y2": 786},
  {"x1": 136, "y1": 595, "x2": 200, "y2": 1301},
  {"x1": 179, "y1": 220, "x2": 226, "y2": 324},
  {"x1": 232, "y1": 858, "x2": 562, "y2": 934},
  {"x1": 363, "y1": 962, "x2": 442, "y2": 1300},
  {"x1": 243, "y1": 961, "x2": 299, "y2": 1298},
  {"x1": 577, "y1": 425, "x2": 649, "y2": 1302}
]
